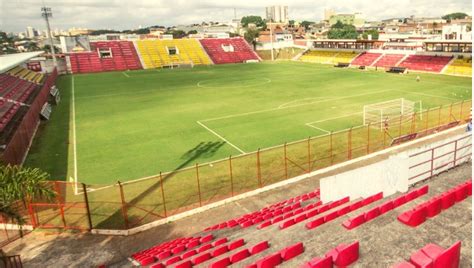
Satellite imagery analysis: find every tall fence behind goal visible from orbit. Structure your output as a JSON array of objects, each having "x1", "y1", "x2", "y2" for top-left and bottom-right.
[
  {"x1": 18, "y1": 99, "x2": 472, "y2": 233},
  {"x1": 363, "y1": 98, "x2": 422, "y2": 129}
]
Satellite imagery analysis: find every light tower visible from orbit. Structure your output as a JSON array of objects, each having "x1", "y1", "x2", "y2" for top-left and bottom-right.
[{"x1": 41, "y1": 6, "x2": 57, "y2": 68}]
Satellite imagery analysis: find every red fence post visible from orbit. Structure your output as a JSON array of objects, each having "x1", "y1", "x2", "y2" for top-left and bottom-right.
[
  {"x1": 329, "y1": 132, "x2": 333, "y2": 165},
  {"x1": 425, "y1": 108, "x2": 430, "y2": 132},
  {"x1": 26, "y1": 198, "x2": 37, "y2": 228},
  {"x1": 284, "y1": 143, "x2": 288, "y2": 179},
  {"x1": 307, "y1": 137, "x2": 311, "y2": 173},
  {"x1": 195, "y1": 164, "x2": 202, "y2": 207},
  {"x1": 229, "y1": 156, "x2": 234, "y2": 197},
  {"x1": 117, "y1": 181, "x2": 129, "y2": 229},
  {"x1": 159, "y1": 172, "x2": 167, "y2": 217},
  {"x1": 367, "y1": 123, "x2": 370, "y2": 154},
  {"x1": 54, "y1": 181, "x2": 67, "y2": 228},
  {"x1": 438, "y1": 106, "x2": 442, "y2": 127},
  {"x1": 81, "y1": 183, "x2": 93, "y2": 231},
  {"x1": 398, "y1": 114, "x2": 402, "y2": 138},
  {"x1": 348, "y1": 128, "x2": 352, "y2": 160},
  {"x1": 256, "y1": 149, "x2": 262, "y2": 188}
]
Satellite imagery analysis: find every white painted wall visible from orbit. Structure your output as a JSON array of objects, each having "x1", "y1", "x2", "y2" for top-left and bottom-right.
[{"x1": 320, "y1": 131, "x2": 471, "y2": 203}]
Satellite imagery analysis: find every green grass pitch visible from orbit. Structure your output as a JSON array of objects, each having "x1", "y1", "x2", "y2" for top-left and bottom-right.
[{"x1": 25, "y1": 61, "x2": 472, "y2": 185}]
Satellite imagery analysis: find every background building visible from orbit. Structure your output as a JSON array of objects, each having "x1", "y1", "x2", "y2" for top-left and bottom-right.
[{"x1": 265, "y1": 5, "x2": 289, "y2": 23}]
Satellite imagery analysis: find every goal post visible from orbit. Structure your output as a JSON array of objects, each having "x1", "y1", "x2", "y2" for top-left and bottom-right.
[{"x1": 363, "y1": 98, "x2": 422, "y2": 129}]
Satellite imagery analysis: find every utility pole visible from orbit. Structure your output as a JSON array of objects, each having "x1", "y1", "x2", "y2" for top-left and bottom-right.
[
  {"x1": 41, "y1": 6, "x2": 57, "y2": 68},
  {"x1": 269, "y1": 22, "x2": 274, "y2": 61}
]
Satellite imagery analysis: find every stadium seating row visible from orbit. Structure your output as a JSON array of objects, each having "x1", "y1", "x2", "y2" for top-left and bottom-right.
[
  {"x1": 394, "y1": 241, "x2": 461, "y2": 268},
  {"x1": 69, "y1": 41, "x2": 142, "y2": 73},
  {"x1": 350, "y1": 52, "x2": 382, "y2": 66},
  {"x1": 0, "y1": 101, "x2": 21, "y2": 132},
  {"x1": 204, "y1": 189, "x2": 320, "y2": 231},
  {"x1": 301, "y1": 241, "x2": 359, "y2": 267},
  {"x1": 343, "y1": 185, "x2": 429, "y2": 230},
  {"x1": 443, "y1": 58, "x2": 472, "y2": 76},
  {"x1": 7, "y1": 66, "x2": 44, "y2": 84},
  {"x1": 0, "y1": 73, "x2": 39, "y2": 104},
  {"x1": 398, "y1": 55, "x2": 452, "y2": 73},
  {"x1": 304, "y1": 192, "x2": 383, "y2": 230},
  {"x1": 245, "y1": 242, "x2": 305, "y2": 268},
  {"x1": 299, "y1": 50, "x2": 358, "y2": 65},
  {"x1": 136, "y1": 39, "x2": 212, "y2": 68},
  {"x1": 199, "y1": 38, "x2": 259, "y2": 64},
  {"x1": 398, "y1": 179, "x2": 471, "y2": 227},
  {"x1": 373, "y1": 54, "x2": 405, "y2": 68}
]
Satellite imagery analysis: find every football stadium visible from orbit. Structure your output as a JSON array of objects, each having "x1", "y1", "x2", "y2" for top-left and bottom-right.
[{"x1": 0, "y1": 2, "x2": 473, "y2": 267}]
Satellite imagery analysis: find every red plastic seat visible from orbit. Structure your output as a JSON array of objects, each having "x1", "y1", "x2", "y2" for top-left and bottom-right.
[
  {"x1": 212, "y1": 245, "x2": 229, "y2": 257},
  {"x1": 421, "y1": 241, "x2": 461, "y2": 268},
  {"x1": 230, "y1": 249, "x2": 251, "y2": 263},
  {"x1": 342, "y1": 214, "x2": 366, "y2": 230},
  {"x1": 229, "y1": 239, "x2": 245, "y2": 250},
  {"x1": 193, "y1": 252, "x2": 212, "y2": 265},
  {"x1": 440, "y1": 191, "x2": 456, "y2": 209},
  {"x1": 295, "y1": 214, "x2": 307, "y2": 223},
  {"x1": 255, "y1": 252, "x2": 282, "y2": 268},
  {"x1": 405, "y1": 190, "x2": 419, "y2": 202},
  {"x1": 306, "y1": 209, "x2": 319, "y2": 218},
  {"x1": 212, "y1": 238, "x2": 228, "y2": 247},
  {"x1": 425, "y1": 198, "x2": 442, "y2": 218},
  {"x1": 365, "y1": 207, "x2": 381, "y2": 221},
  {"x1": 325, "y1": 241, "x2": 359, "y2": 266},
  {"x1": 250, "y1": 241, "x2": 270, "y2": 255},
  {"x1": 150, "y1": 263, "x2": 165, "y2": 268},
  {"x1": 172, "y1": 245, "x2": 186, "y2": 254},
  {"x1": 182, "y1": 249, "x2": 197, "y2": 259},
  {"x1": 198, "y1": 244, "x2": 213, "y2": 253},
  {"x1": 165, "y1": 256, "x2": 181, "y2": 265},
  {"x1": 156, "y1": 251, "x2": 170, "y2": 260},
  {"x1": 393, "y1": 195, "x2": 408, "y2": 208},
  {"x1": 453, "y1": 185, "x2": 468, "y2": 202},
  {"x1": 210, "y1": 257, "x2": 231, "y2": 268},
  {"x1": 139, "y1": 256, "x2": 155, "y2": 266},
  {"x1": 175, "y1": 260, "x2": 192, "y2": 268},
  {"x1": 306, "y1": 217, "x2": 325, "y2": 229},
  {"x1": 280, "y1": 242, "x2": 304, "y2": 261},
  {"x1": 324, "y1": 211, "x2": 339, "y2": 222},
  {"x1": 349, "y1": 200, "x2": 363, "y2": 211},
  {"x1": 409, "y1": 250, "x2": 433, "y2": 268},
  {"x1": 280, "y1": 219, "x2": 296, "y2": 229},
  {"x1": 379, "y1": 200, "x2": 394, "y2": 214},
  {"x1": 417, "y1": 185, "x2": 429, "y2": 196},
  {"x1": 397, "y1": 206, "x2": 427, "y2": 227},
  {"x1": 337, "y1": 206, "x2": 351, "y2": 216}
]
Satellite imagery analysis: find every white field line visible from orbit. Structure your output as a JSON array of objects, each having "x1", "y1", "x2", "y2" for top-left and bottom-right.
[
  {"x1": 197, "y1": 78, "x2": 271, "y2": 89},
  {"x1": 392, "y1": 89, "x2": 459, "y2": 101},
  {"x1": 306, "y1": 111, "x2": 363, "y2": 125},
  {"x1": 278, "y1": 97, "x2": 329, "y2": 109},
  {"x1": 196, "y1": 121, "x2": 246, "y2": 154},
  {"x1": 122, "y1": 72, "x2": 130, "y2": 78},
  {"x1": 305, "y1": 124, "x2": 330, "y2": 134},
  {"x1": 71, "y1": 76, "x2": 79, "y2": 195},
  {"x1": 201, "y1": 88, "x2": 393, "y2": 123}
]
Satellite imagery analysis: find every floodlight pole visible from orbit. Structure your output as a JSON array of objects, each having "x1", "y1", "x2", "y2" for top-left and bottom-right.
[
  {"x1": 41, "y1": 6, "x2": 57, "y2": 68},
  {"x1": 269, "y1": 22, "x2": 274, "y2": 61}
]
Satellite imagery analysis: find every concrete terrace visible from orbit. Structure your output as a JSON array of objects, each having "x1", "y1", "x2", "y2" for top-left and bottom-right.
[{"x1": 3, "y1": 161, "x2": 472, "y2": 267}]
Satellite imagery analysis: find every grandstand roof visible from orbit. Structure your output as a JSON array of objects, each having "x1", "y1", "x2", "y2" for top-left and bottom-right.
[{"x1": 0, "y1": 51, "x2": 43, "y2": 73}]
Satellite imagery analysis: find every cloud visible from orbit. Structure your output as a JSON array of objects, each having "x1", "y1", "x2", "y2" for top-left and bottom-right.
[{"x1": 1, "y1": 0, "x2": 471, "y2": 32}]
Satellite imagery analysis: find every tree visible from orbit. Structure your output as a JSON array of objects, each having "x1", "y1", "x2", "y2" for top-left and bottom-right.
[
  {"x1": 0, "y1": 165, "x2": 55, "y2": 225},
  {"x1": 241, "y1": 16, "x2": 265, "y2": 28},
  {"x1": 300, "y1": 21, "x2": 315, "y2": 30},
  {"x1": 362, "y1": 29, "x2": 379, "y2": 40},
  {"x1": 327, "y1": 23, "x2": 358, "y2": 39},
  {"x1": 442, "y1": 12, "x2": 468, "y2": 21},
  {"x1": 187, "y1": 30, "x2": 198, "y2": 35},
  {"x1": 0, "y1": 31, "x2": 16, "y2": 54},
  {"x1": 165, "y1": 30, "x2": 186, "y2": 39},
  {"x1": 244, "y1": 28, "x2": 259, "y2": 49},
  {"x1": 288, "y1": 20, "x2": 295, "y2": 26}
]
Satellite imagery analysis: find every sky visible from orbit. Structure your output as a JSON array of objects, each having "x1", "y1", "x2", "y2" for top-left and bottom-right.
[{"x1": 1, "y1": 0, "x2": 472, "y2": 33}]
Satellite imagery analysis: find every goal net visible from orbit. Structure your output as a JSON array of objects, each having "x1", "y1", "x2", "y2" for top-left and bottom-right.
[{"x1": 363, "y1": 98, "x2": 422, "y2": 129}]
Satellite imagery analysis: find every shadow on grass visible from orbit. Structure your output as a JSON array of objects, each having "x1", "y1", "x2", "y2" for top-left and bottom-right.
[{"x1": 94, "y1": 141, "x2": 226, "y2": 229}]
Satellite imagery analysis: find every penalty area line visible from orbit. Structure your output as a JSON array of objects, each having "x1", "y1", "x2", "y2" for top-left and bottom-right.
[
  {"x1": 196, "y1": 121, "x2": 246, "y2": 154},
  {"x1": 305, "y1": 124, "x2": 330, "y2": 134}
]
